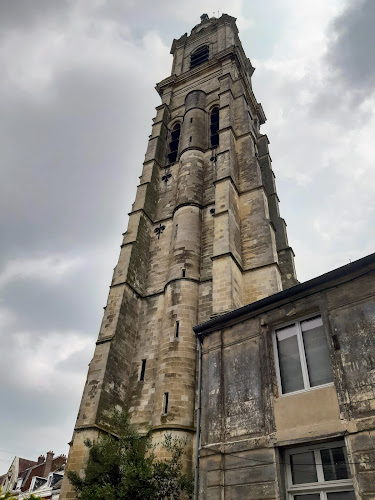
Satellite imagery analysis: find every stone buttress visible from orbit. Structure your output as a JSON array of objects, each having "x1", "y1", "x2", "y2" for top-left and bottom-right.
[{"x1": 60, "y1": 13, "x2": 297, "y2": 499}]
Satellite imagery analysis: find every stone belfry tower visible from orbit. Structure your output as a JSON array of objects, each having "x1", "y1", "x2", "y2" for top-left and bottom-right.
[{"x1": 60, "y1": 13, "x2": 297, "y2": 499}]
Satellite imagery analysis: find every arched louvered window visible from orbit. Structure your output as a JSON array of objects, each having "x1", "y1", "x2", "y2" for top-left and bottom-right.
[
  {"x1": 210, "y1": 107, "x2": 219, "y2": 147},
  {"x1": 168, "y1": 123, "x2": 180, "y2": 163},
  {"x1": 190, "y1": 45, "x2": 209, "y2": 69}
]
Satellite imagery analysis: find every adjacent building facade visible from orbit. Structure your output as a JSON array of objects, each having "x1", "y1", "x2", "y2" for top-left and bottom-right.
[
  {"x1": 1, "y1": 451, "x2": 66, "y2": 498},
  {"x1": 194, "y1": 253, "x2": 375, "y2": 500}
]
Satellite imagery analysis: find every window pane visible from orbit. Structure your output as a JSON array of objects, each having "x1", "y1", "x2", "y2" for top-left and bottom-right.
[
  {"x1": 295, "y1": 495, "x2": 320, "y2": 500},
  {"x1": 276, "y1": 325, "x2": 304, "y2": 393},
  {"x1": 327, "y1": 492, "x2": 355, "y2": 500},
  {"x1": 301, "y1": 317, "x2": 333, "y2": 387},
  {"x1": 321, "y1": 447, "x2": 349, "y2": 480},
  {"x1": 291, "y1": 451, "x2": 318, "y2": 484}
]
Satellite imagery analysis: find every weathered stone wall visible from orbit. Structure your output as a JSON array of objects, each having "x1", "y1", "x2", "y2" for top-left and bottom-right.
[
  {"x1": 258, "y1": 134, "x2": 298, "y2": 289},
  {"x1": 60, "y1": 13, "x2": 297, "y2": 499},
  {"x1": 199, "y1": 262, "x2": 375, "y2": 499}
]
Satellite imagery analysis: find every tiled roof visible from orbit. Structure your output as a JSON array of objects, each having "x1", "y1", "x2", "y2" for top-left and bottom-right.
[
  {"x1": 18, "y1": 458, "x2": 37, "y2": 474},
  {"x1": 20, "y1": 454, "x2": 67, "y2": 491}
]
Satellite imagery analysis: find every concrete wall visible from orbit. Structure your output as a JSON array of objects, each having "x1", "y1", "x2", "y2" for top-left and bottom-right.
[{"x1": 199, "y1": 262, "x2": 375, "y2": 499}]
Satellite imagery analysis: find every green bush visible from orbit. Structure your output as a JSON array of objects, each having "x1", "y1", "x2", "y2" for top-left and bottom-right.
[
  {"x1": 0, "y1": 488, "x2": 44, "y2": 500},
  {"x1": 68, "y1": 411, "x2": 193, "y2": 500}
]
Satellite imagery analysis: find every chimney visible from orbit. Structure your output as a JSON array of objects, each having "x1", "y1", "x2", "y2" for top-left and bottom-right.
[
  {"x1": 37, "y1": 455, "x2": 45, "y2": 464},
  {"x1": 44, "y1": 451, "x2": 54, "y2": 477}
]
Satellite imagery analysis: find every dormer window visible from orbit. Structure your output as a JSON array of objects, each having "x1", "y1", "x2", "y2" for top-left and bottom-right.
[
  {"x1": 168, "y1": 123, "x2": 181, "y2": 164},
  {"x1": 48, "y1": 472, "x2": 63, "y2": 488},
  {"x1": 31, "y1": 476, "x2": 47, "y2": 491},
  {"x1": 190, "y1": 45, "x2": 209, "y2": 69},
  {"x1": 210, "y1": 107, "x2": 219, "y2": 147}
]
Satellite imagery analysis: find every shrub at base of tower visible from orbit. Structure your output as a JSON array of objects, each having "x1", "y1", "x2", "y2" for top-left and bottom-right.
[{"x1": 67, "y1": 411, "x2": 193, "y2": 500}]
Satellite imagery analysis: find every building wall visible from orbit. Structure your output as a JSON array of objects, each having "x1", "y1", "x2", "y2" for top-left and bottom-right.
[{"x1": 199, "y1": 262, "x2": 375, "y2": 499}]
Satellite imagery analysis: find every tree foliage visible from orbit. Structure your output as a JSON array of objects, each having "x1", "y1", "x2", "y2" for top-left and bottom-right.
[
  {"x1": 68, "y1": 411, "x2": 193, "y2": 500},
  {"x1": 0, "y1": 488, "x2": 15, "y2": 500},
  {"x1": 0, "y1": 488, "x2": 43, "y2": 500}
]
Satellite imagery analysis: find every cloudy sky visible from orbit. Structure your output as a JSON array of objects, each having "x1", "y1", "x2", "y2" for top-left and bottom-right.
[{"x1": 1, "y1": 0, "x2": 374, "y2": 472}]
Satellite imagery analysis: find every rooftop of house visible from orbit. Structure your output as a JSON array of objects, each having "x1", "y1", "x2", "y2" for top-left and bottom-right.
[
  {"x1": 1, "y1": 451, "x2": 67, "y2": 493},
  {"x1": 18, "y1": 452, "x2": 66, "y2": 492},
  {"x1": 18, "y1": 458, "x2": 38, "y2": 473}
]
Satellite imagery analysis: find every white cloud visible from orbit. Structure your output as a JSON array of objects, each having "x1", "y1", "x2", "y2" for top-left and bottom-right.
[
  {"x1": 8, "y1": 329, "x2": 93, "y2": 391},
  {"x1": 0, "y1": 255, "x2": 82, "y2": 288},
  {"x1": 0, "y1": 6, "x2": 171, "y2": 98},
  {"x1": 0, "y1": 326, "x2": 93, "y2": 465},
  {"x1": 250, "y1": 0, "x2": 375, "y2": 280}
]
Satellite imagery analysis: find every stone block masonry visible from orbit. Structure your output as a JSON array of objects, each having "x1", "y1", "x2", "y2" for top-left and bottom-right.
[{"x1": 60, "y1": 13, "x2": 297, "y2": 499}]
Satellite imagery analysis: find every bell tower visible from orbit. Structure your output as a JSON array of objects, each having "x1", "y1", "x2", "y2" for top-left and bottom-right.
[{"x1": 60, "y1": 13, "x2": 297, "y2": 499}]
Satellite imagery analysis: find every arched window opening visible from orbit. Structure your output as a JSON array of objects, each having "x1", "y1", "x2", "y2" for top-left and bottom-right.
[
  {"x1": 168, "y1": 123, "x2": 180, "y2": 163},
  {"x1": 190, "y1": 45, "x2": 209, "y2": 69},
  {"x1": 210, "y1": 107, "x2": 219, "y2": 147}
]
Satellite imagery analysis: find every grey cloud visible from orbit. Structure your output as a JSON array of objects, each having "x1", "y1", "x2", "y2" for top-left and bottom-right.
[
  {"x1": 301, "y1": 0, "x2": 375, "y2": 123},
  {"x1": 90, "y1": 0, "x2": 188, "y2": 41},
  {"x1": 0, "y1": 1, "x2": 172, "y2": 470},
  {"x1": 0, "y1": 365, "x2": 83, "y2": 461},
  {"x1": 326, "y1": 0, "x2": 375, "y2": 93},
  {"x1": 2, "y1": 276, "x2": 99, "y2": 334},
  {"x1": 0, "y1": 65, "x2": 159, "y2": 261},
  {"x1": 0, "y1": 0, "x2": 71, "y2": 34}
]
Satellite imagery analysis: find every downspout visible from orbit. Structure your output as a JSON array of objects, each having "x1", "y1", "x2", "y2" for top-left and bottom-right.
[{"x1": 194, "y1": 335, "x2": 203, "y2": 500}]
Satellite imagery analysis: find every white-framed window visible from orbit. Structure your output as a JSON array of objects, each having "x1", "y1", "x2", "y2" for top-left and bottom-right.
[
  {"x1": 273, "y1": 315, "x2": 333, "y2": 395},
  {"x1": 47, "y1": 472, "x2": 63, "y2": 488},
  {"x1": 285, "y1": 440, "x2": 355, "y2": 500},
  {"x1": 30, "y1": 476, "x2": 47, "y2": 491}
]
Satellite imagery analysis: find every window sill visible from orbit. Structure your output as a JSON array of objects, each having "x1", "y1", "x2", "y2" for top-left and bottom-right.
[
  {"x1": 288, "y1": 478, "x2": 353, "y2": 493},
  {"x1": 279, "y1": 382, "x2": 334, "y2": 398}
]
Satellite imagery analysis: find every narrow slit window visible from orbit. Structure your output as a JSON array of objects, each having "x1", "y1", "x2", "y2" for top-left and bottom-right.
[
  {"x1": 163, "y1": 392, "x2": 169, "y2": 414},
  {"x1": 210, "y1": 107, "x2": 219, "y2": 147},
  {"x1": 189, "y1": 136, "x2": 192, "y2": 143},
  {"x1": 140, "y1": 359, "x2": 146, "y2": 381},
  {"x1": 168, "y1": 123, "x2": 181, "y2": 164},
  {"x1": 175, "y1": 320, "x2": 180, "y2": 338},
  {"x1": 190, "y1": 45, "x2": 209, "y2": 69},
  {"x1": 182, "y1": 268, "x2": 186, "y2": 277},
  {"x1": 190, "y1": 117, "x2": 193, "y2": 123}
]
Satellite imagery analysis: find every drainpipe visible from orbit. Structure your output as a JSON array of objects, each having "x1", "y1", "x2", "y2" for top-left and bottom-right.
[{"x1": 194, "y1": 335, "x2": 203, "y2": 500}]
